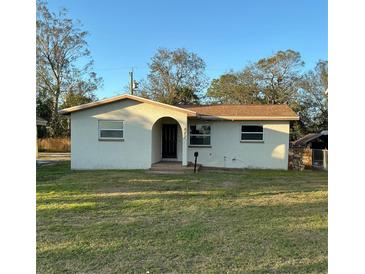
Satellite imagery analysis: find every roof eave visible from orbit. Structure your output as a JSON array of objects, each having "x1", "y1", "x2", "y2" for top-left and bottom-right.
[
  {"x1": 59, "y1": 94, "x2": 197, "y2": 116},
  {"x1": 192, "y1": 115, "x2": 299, "y2": 121},
  {"x1": 59, "y1": 109, "x2": 70, "y2": 115}
]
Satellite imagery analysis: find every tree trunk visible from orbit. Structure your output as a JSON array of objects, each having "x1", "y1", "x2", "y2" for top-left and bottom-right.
[{"x1": 49, "y1": 91, "x2": 60, "y2": 137}]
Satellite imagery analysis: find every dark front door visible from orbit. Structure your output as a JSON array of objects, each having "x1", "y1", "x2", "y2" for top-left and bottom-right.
[{"x1": 162, "y1": 124, "x2": 177, "y2": 158}]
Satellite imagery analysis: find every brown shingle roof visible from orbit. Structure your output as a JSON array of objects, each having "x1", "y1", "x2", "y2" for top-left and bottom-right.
[
  {"x1": 59, "y1": 94, "x2": 298, "y2": 121},
  {"x1": 180, "y1": 104, "x2": 299, "y2": 120}
]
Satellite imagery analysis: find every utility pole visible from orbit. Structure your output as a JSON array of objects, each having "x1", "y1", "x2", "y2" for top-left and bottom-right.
[{"x1": 129, "y1": 68, "x2": 134, "y2": 95}]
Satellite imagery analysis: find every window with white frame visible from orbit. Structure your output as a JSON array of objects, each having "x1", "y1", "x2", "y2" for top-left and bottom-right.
[
  {"x1": 98, "y1": 120, "x2": 124, "y2": 140},
  {"x1": 189, "y1": 124, "x2": 211, "y2": 146},
  {"x1": 241, "y1": 125, "x2": 263, "y2": 141}
]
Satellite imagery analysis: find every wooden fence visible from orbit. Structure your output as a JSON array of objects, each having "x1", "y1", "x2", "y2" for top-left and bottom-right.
[
  {"x1": 289, "y1": 148, "x2": 313, "y2": 170},
  {"x1": 37, "y1": 138, "x2": 71, "y2": 152}
]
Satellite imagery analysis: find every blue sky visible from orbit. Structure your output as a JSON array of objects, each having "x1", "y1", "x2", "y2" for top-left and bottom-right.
[{"x1": 47, "y1": 0, "x2": 328, "y2": 99}]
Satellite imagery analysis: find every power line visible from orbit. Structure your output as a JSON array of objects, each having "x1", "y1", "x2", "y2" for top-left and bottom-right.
[
  {"x1": 95, "y1": 66, "x2": 233, "y2": 72},
  {"x1": 95, "y1": 66, "x2": 143, "y2": 71}
]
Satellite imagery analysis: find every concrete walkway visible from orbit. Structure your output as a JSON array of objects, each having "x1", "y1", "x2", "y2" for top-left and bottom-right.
[
  {"x1": 37, "y1": 152, "x2": 70, "y2": 166},
  {"x1": 150, "y1": 161, "x2": 201, "y2": 172}
]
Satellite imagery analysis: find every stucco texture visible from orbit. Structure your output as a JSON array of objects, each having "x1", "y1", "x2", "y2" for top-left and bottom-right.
[
  {"x1": 187, "y1": 120, "x2": 290, "y2": 169},
  {"x1": 70, "y1": 99, "x2": 290, "y2": 170},
  {"x1": 70, "y1": 99, "x2": 188, "y2": 169}
]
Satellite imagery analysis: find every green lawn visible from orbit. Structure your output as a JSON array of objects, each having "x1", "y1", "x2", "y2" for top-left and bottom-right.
[{"x1": 37, "y1": 162, "x2": 327, "y2": 274}]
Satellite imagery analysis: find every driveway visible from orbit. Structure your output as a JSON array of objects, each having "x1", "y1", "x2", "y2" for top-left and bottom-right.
[{"x1": 37, "y1": 152, "x2": 70, "y2": 166}]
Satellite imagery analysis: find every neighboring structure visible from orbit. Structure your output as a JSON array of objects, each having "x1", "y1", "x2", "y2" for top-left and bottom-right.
[
  {"x1": 60, "y1": 94, "x2": 299, "y2": 170},
  {"x1": 292, "y1": 130, "x2": 328, "y2": 169},
  {"x1": 36, "y1": 116, "x2": 47, "y2": 157},
  {"x1": 292, "y1": 130, "x2": 328, "y2": 149},
  {"x1": 37, "y1": 116, "x2": 47, "y2": 127}
]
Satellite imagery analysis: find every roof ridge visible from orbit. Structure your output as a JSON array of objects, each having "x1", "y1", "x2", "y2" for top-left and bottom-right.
[
  {"x1": 59, "y1": 94, "x2": 298, "y2": 120},
  {"x1": 59, "y1": 94, "x2": 197, "y2": 115}
]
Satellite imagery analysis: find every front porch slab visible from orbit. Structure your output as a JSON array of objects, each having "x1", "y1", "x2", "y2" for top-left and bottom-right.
[{"x1": 150, "y1": 161, "x2": 201, "y2": 172}]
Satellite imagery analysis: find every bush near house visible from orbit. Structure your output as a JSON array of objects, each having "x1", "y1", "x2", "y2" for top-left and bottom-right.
[
  {"x1": 37, "y1": 138, "x2": 70, "y2": 152},
  {"x1": 37, "y1": 162, "x2": 327, "y2": 274}
]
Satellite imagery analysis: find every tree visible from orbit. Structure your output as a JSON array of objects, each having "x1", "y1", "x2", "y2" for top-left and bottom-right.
[
  {"x1": 60, "y1": 89, "x2": 96, "y2": 110},
  {"x1": 57, "y1": 89, "x2": 97, "y2": 137},
  {"x1": 207, "y1": 69, "x2": 261, "y2": 104},
  {"x1": 298, "y1": 60, "x2": 328, "y2": 132},
  {"x1": 36, "y1": 1, "x2": 102, "y2": 137},
  {"x1": 253, "y1": 50, "x2": 304, "y2": 105},
  {"x1": 36, "y1": 89, "x2": 53, "y2": 122},
  {"x1": 36, "y1": 88, "x2": 53, "y2": 138},
  {"x1": 207, "y1": 50, "x2": 304, "y2": 106},
  {"x1": 175, "y1": 86, "x2": 200, "y2": 104},
  {"x1": 143, "y1": 48, "x2": 207, "y2": 105}
]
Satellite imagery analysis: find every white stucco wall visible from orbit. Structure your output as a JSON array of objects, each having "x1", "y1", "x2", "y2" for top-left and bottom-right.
[
  {"x1": 70, "y1": 99, "x2": 188, "y2": 169},
  {"x1": 187, "y1": 120, "x2": 290, "y2": 170},
  {"x1": 70, "y1": 99, "x2": 291, "y2": 170},
  {"x1": 151, "y1": 117, "x2": 182, "y2": 163},
  {"x1": 151, "y1": 122, "x2": 162, "y2": 164}
]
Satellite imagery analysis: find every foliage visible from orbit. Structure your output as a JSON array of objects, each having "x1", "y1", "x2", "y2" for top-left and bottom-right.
[
  {"x1": 207, "y1": 50, "x2": 327, "y2": 138},
  {"x1": 253, "y1": 50, "x2": 304, "y2": 105},
  {"x1": 207, "y1": 70, "x2": 262, "y2": 104},
  {"x1": 36, "y1": 89, "x2": 53, "y2": 138},
  {"x1": 37, "y1": 162, "x2": 327, "y2": 273},
  {"x1": 297, "y1": 60, "x2": 328, "y2": 133},
  {"x1": 60, "y1": 89, "x2": 96, "y2": 109},
  {"x1": 208, "y1": 50, "x2": 304, "y2": 105},
  {"x1": 174, "y1": 86, "x2": 200, "y2": 104},
  {"x1": 36, "y1": 1, "x2": 102, "y2": 137},
  {"x1": 142, "y1": 48, "x2": 208, "y2": 105}
]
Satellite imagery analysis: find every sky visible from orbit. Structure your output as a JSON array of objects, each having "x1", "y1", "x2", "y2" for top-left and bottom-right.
[{"x1": 47, "y1": 0, "x2": 328, "y2": 99}]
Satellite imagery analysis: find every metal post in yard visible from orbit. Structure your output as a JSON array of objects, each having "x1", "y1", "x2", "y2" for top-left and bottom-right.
[
  {"x1": 323, "y1": 149, "x2": 328, "y2": 170},
  {"x1": 129, "y1": 68, "x2": 134, "y2": 95},
  {"x1": 194, "y1": 151, "x2": 199, "y2": 173}
]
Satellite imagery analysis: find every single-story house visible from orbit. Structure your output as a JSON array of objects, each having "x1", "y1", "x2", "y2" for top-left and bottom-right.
[{"x1": 59, "y1": 94, "x2": 299, "y2": 170}]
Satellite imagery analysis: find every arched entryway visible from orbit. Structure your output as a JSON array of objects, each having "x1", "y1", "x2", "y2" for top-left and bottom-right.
[{"x1": 151, "y1": 117, "x2": 184, "y2": 164}]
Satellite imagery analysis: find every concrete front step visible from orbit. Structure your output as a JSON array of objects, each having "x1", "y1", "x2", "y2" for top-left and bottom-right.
[{"x1": 150, "y1": 161, "x2": 201, "y2": 172}]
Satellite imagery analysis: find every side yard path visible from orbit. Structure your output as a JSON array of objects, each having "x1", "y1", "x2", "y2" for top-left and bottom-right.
[
  {"x1": 36, "y1": 152, "x2": 70, "y2": 167},
  {"x1": 37, "y1": 162, "x2": 327, "y2": 274}
]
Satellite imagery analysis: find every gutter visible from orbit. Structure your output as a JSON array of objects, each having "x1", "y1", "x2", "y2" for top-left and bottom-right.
[{"x1": 193, "y1": 115, "x2": 300, "y2": 121}]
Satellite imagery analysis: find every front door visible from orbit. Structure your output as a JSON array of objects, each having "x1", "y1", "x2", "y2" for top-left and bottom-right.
[{"x1": 162, "y1": 124, "x2": 177, "y2": 158}]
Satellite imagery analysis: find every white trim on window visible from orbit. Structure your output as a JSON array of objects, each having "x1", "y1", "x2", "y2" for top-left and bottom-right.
[
  {"x1": 98, "y1": 120, "x2": 124, "y2": 141},
  {"x1": 189, "y1": 124, "x2": 211, "y2": 147},
  {"x1": 240, "y1": 124, "x2": 264, "y2": 142}
]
